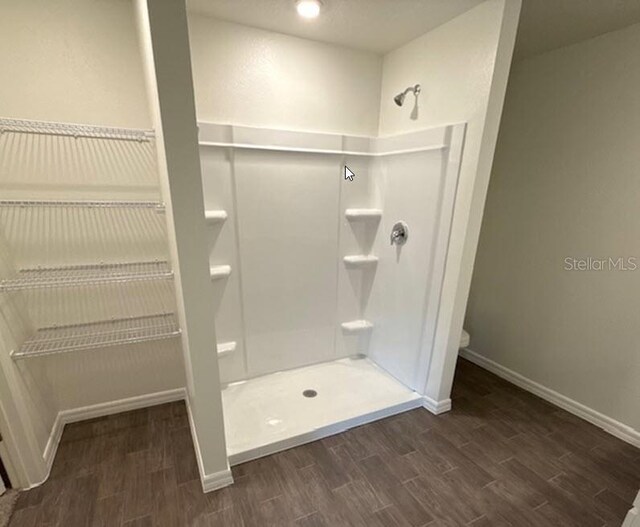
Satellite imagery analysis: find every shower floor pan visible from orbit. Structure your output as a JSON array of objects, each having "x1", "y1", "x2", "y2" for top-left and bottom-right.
[{"x1": 222, "y1": 356, "x2": 422, "y2": 465}]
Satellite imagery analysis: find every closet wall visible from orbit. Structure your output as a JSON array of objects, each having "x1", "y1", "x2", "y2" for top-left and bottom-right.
[
  {"x1": 0, "y1": 0, "x2": 149, "y2": 127},
  {"x1": 0, "y1": 0, "x2": 186, "y2": 482}
]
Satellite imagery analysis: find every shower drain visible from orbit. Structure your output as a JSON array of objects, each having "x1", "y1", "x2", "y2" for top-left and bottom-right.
[{"x1": 302, "y1": 389, "x2": 318, "y2": 398}]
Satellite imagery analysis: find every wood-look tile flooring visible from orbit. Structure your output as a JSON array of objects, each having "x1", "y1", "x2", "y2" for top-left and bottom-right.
[{"x1": 9, "y1": 358, "x2": 640, "y2": 526}]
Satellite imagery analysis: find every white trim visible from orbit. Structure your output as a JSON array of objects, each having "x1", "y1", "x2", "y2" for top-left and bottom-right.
[
  {"x1": 422, "y1": 396, "x2": 452, "y2": 415},
  {"x1": 42, "y1": 415, "x2": 63, "y2": 474},
  {"x1": 184, "y1": 396, "x2": 234, "y2": 493},
  {"x1": 415, "y1": 124, "x2": 467, "y2": 395},
  {"x1": 197, "y1": 121, "x2": 454, "y2": 158},
  {"x1": 202, "y1": 468, "x2": 234, "y2": 493},
  {"x1": 460, "y1": 348, "x2": 640, "y2": 448},
  {"x1": 199, "y1": 141, "x2": 446, "y2": 157},
  {"x1": 58, "y1": 388, "x2": 186, "y2": 424},
  {"x1": 622, "y1": 491, "x2": 640, "y2": 527},
  {"x1": 40, "y1": 388, "x2": 187, "y2": 487},
  {"x1": 228, "y1": 396, "x2": 422, "y2": 466}
]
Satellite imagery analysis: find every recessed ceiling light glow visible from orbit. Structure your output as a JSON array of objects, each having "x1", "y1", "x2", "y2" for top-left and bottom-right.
[{"x1": 296, "y1": 0, "x2": 321, "y2": 19}]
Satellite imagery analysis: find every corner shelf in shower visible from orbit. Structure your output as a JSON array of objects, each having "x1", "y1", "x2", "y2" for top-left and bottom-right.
[
  {"x1": 341, "y1": 320, "x2": 374, "y2": 333},
  {"x1": 210, "y1": 264, "x2": 232, "y2": 280},
  {"x1": 217, "y1": 341, "x2": 237, "y2": 357},
  {"x1": 345, "y1": 208, "x2": 383, "y2": 220},
  {"x1": 0, "y1": 261, "x2": 173, "y2": 291},
  {"x1": 205, "y1": 210, "x2": 228, "y2": 224},
  {"x1": 343, "y1": 255, "x2": 379, "y2": 267},
  {"x1": 11, "y1": 313, "x2": 181, "y2": 360}
]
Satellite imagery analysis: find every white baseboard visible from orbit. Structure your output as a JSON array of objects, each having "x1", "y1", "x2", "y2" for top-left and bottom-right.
[
  {"x1": 460, "y1": 348, "x2": 640, "y2": 448},
  {"x1": 202, "y1": 468, "x2": 234, "y2": 493},
  {"x1": 41, "y1": 388, "x2": 187, "y2": 486},
  {"x1": 43, "y1": 415, "x2": 64, "y2": 475},
  {"x1": 184, "y1": 396, "x2": 234, "y2": 493},
  {"x1": 422, "y1": 395, "x2": 452, "y2": 415},
  {"x1": 622, "y1": 491, "x2": 640, "y2": 527},
  {"x1": 58, "y1": 388, "x2": 186, "y2": 424}
]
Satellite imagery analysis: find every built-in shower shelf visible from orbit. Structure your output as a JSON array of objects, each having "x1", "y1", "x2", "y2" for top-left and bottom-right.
[
  {"x1": 0, "y1": 261, "x2": 173, "y2": 291},
  {"x1": 341, "y1": 320, "x2": 374, "y2": 333},
  {"x1": 217, "y1": 341, "x2": 237, "y2": 357},
  {"x1": 210, "y1": 265, "x2": 232, "y2": 280},
  {"x1": 0, "y1": 199, "x2": 165, "y2": 210},
  {"x1": 205, "y1": 210, "x2": 228, "y2": 224},
  {"x1": 345, "y1": 208, "x2": 383, "y2": 220},
  {"x1": 343, "y1": 255, "x2": 379, "y2": 267},
  {"x1": 11, "y1": 313, "x2": 181, "y2": 360}
]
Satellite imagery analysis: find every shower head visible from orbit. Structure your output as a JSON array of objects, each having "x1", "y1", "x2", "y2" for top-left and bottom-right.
[
  {"x1": 394, "y1": 84, "x2": 421, "y2": 106},
  {"x1": 394, "y1": 93, "x2": 406, "y2": 106}
]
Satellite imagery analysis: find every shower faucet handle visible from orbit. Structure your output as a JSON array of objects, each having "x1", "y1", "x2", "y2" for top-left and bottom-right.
[{"x1": 390, "y1": 221, "x2": 408, "y2": 246}]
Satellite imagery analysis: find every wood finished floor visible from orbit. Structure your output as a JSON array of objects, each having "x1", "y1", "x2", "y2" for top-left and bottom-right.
[{"x1": 9, "y1": 358, "x2": 640, "y2": 526}]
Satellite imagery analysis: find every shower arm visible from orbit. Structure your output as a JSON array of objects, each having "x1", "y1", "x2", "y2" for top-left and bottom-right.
[{"x1": 401, "y1": 85, "x2": 421, "y2": 98}]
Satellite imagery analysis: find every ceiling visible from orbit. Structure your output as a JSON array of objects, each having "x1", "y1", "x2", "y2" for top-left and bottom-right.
[
  {"x1": 186, "y1": 0, "x2": 484, "y2": 54},
  {"x1": 187, "y1": 0, "x2": 640, "y2": 59},
  {"x1": 515, "y1": 0, "x2": 640, "y2": 60}
]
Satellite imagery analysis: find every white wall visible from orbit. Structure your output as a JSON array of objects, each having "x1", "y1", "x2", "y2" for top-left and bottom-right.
[
  {"x1": 0, "y1": 0, "x2": 149, "y2": 128},
  {"x1": 467, "y1": 22, "x2": 640, "y2": 433},
  {"x1": 367, "y1": 148, "x2": 453, "y2": 390},
  {"x1": 135, "y1": 0, "x2": 230, "y2": 486},
  {"x1": 187, "y1": 16, "x2": 382, "y2": 136},
  {"x1": 378, "y1": 0, "x2": 521, "y2": 403}
]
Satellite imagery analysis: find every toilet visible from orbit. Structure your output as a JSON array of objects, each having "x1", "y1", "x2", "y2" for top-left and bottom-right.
[{"x1": 460, "y1": 329, "x2": 470, "y2": 349}]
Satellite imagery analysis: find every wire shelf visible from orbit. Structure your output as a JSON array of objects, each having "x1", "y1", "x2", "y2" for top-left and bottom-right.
[
  {"x1": 0, "y1": 261, "x2": 173, "y2": 291},
  {"x1": 0, "y1": 199, "x2": 165, "y2": 209},
  {"x1": 11, "y1": 313, "x2": 181, "y2": 359},
  {"x1": 0, "y1": 117, "x2": 154, "y2": 142}
]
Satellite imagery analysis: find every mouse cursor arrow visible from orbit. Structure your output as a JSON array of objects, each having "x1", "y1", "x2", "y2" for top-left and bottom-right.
[{"x1": 344, "y1": 166, "x2": 355, "y2": 181}]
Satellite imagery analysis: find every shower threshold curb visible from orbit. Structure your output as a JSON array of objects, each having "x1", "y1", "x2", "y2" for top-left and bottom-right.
[{"x1": 226, "y1": 395, "x2": 422, "y2": 466}]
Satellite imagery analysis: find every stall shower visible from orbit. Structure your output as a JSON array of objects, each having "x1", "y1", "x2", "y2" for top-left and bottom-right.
[{"x1": 199, "y1": 122, "x2": 465, "y2": 463}]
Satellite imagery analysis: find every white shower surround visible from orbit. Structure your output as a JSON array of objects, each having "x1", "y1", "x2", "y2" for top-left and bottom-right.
[{"x1": 199, "y1": 121, "x2": 465, "y2": 458}]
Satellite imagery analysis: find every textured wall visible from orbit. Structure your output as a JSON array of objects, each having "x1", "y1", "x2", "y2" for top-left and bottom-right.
[
  {"x1": 0, "y1": 0, "x2": 150, "y2": 127},
  {"x1": 187, "y1": 16, "x2": 383, "y2": 136}
]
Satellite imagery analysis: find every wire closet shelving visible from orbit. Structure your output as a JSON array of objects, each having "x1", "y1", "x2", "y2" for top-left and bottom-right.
[
  {"x1": 11, "y1": 314, "x2": 181, "y2": 359},
  {"x1": 1, "y1": 117, "x2": 181, "y2": 360},
  {"x1": 0, "y1": 200, "x2": 165, "y2": 210},
  {"x1": 0, "y1": 117, "x2": 155, "y2": 142},
  {"x1": 0, "y1": 261, "x2": 173, "y2": 291}
]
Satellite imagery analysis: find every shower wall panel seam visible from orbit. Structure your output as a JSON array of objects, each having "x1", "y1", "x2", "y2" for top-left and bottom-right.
[{"x1": 228, "y1": 145, "x2": 250, "y2": 379}]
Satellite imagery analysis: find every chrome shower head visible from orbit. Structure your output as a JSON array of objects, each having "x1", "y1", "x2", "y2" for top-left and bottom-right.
[
  {"x1": 394, "y1": 84, "x2": 421, "y2": 106},
  {"x1": 394, "y1": 93, "x2": 406, "y2": 106}
]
